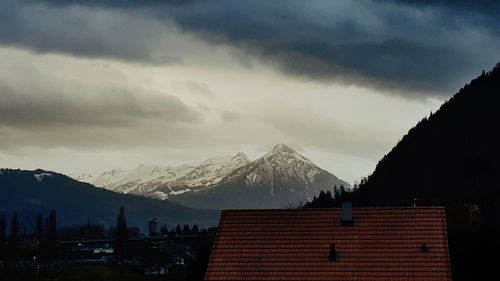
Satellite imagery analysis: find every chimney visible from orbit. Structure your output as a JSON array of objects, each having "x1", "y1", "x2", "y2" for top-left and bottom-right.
[
  {"x1": 329, "y1": 243, "x2": 338, "y2": 261},
  {"x1": 341, "y1": 201, "x2": 354, "y2": 226},
  {"x1": 420, "y1": 243, "x2": 429, "y2": 252}
]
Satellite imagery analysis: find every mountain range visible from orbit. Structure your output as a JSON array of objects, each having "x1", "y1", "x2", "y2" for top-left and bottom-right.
[
  {"x1": 0, "y1": 169, "x2": 220, "y2": 230},
  {"x1": 71, "y1": 144, "x2": 350, "y2": 209}
]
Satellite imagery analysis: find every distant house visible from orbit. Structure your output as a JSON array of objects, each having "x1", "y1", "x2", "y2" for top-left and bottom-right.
[
  {"x1": 148, "y1": 217, "x2": 159, "y2": 236},
  {"x1": 205, "y1": 205, "x2": 452, "y2": 281}
]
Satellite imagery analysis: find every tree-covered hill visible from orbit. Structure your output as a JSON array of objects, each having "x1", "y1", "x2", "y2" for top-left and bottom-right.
[
  {"x1": 0, "y1": 169, "x2": 220, "y2": 230},
  {"x1": 306, "y1": 63, "x2": 500, "y2": 281}
]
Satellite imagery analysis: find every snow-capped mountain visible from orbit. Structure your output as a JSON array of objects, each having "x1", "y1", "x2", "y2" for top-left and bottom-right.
[
  {"x1": 165, "y1": 144, "x2": 351, "y2": 209},
  {"x1": 71, "y1": 164, "x2": 197, "y2": 195},
  {"x1": 224, "y1": 144, "x2": 328, "y2": 190},
  {"x1": 1, "y1": 169, "x2": 219, "y2": 228},
  {"x1": 70, "y1": 144, "x2": 350, "y2": 209},
  {"x1": 166, "y1": 152, "x2": 251, "y2": 191},
  {"x1": 70, "y1": 153, "x2": 251, "y2": 199}
]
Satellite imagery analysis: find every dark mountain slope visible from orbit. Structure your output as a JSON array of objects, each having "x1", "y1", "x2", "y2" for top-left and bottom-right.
[
  {"x1": 349, "y1": 64, "x2": 500, "y2": 281},
  {"x1": 354, "y1": 64, "x2": 500, "y2": 220},
  {"x1": 306, "y1": 64, "x2": 500, "y2": 281},
  {"x1": 0, "y1": 169, "x2": 219, "y2": 230}
]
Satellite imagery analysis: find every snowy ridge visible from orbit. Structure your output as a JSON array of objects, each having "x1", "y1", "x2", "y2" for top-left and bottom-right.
[
  {"x1": 166, "y1": 144, "x2": 351, "y2": 209},
  {"x1": 69, "y1": 144, "x2": 350, "y2": 209},
  {"x1": 71, "y1": 164, "x2": 197, "y2": 194},
  {"x1": 70, "y1": 153, "x2": 251, "y2": 198},
  {"x1": 168, "y1": 152, "x2": 251, "y2": 190}
]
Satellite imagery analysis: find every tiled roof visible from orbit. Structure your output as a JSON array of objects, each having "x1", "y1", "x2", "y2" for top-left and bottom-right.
[{"x1": 205, "y1": 207, "x2": 452, "y2": 281}]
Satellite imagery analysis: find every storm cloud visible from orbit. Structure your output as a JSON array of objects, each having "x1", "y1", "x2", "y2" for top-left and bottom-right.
[
  {"x1": 0, "y1": 1, "x2": 496, "y2": 182},
  {"x1": 0, "y1": 48, "x2": 202, "y2": 152},
  {"x1": 0, "y1": 66, "x2": 200, "y2": 129},
  {"x1": 1, "y1": 0, "x2": 499, "y2": 95}
]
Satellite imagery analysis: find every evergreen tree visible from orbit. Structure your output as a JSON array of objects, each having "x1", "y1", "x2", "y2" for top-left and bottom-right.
[
  {"x1": 326, "y1": 190, "x2": 333, "y2": 201},
  {"x1": 8, "y1": 212, "x2": 18, "y2": 261},
  {"x1": 0, "y1": 212, "x2": 5, "y2": 245},
  {"x1": 317, "y1": 190, "x2": 327, "y2": 205},
  {"x1": 47, "y1": 209, "x2": 57, "y2": 259},
  {"x1": 333, "y1": 187, "x2": 340, "y2": 200},
  {"x1": 35, "y1": 214, "x2": 44, "y2": 244},
  {"x1": 0, "y1": 212, "x2": 6, "y2": 260},
  {"x1": 183, "y1": 224, "x2": 191, "y2": 235},
  {"x1": 160, "y1": 225, "x2": 169, "y2": 235},
  {"x1": 191, "y1": 224, "x2": 199, "y2": 234},
  {"x1": 114, "y1": 206, "x2": 127, "y2": 261},
  {"x1": 339, "y1": 185, "x2": 346, "y2": 196},
  {"x1": 352, "y1": 181, "x2": 359, "y2": 191},
  {"x1": 85, "y1": 219, "x2": 91, "y2": 239},
  {"x1": 35, "y1": 213, "x2": 44, "y2": 260},
  {"x1": 176, "y1": 224, "x2": 182, "y2": 235}
]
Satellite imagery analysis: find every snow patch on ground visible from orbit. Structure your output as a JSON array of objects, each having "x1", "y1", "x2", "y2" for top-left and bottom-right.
[
  {"x1": 149, "y1": 191, "x2": 168, "y2": 200},
  {"x1": 170, "y1": 189, "x2": 191, "y2": 195},
  {"x1": 34, "y1": 173, "x2": 53, "y2": 182}
]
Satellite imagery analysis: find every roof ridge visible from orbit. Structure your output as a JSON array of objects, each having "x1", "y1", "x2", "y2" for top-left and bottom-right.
[{"x1": 221, "y1": 206, "x2": 446, "y2": 212}]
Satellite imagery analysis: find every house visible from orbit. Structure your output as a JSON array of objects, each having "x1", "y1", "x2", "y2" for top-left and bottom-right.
[
  {"x1": 148, "y1": 217, "x2": 159, "y2": 236},
  {"x1": 205, "y1": 205, "x2": 452, "y2": 281}
]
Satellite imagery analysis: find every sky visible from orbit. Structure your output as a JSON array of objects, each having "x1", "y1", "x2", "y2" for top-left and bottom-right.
[{"x1": 1, "y1": 0, "x2": 499, "y2": 184}]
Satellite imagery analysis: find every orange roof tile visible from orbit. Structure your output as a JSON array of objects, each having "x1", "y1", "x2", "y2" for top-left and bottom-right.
[{"x1": 205, "y1": 207, "x2": 452, "y2": 281}]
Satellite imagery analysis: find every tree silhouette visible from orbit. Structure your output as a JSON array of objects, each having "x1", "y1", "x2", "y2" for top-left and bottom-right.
[
  {"x1": 191, "y1": 224, "x2": 199, "y2": 234},
  {"x1": 333, "y1": 186, "x2": 340, "y2": 200},
  {"x1": 0, "y1": 212, "x2": 6, "y2": 261},
  {"x1": 176, "y1": 224, "x2": 182, "y2": 235},
  {"x1": 183, "y1": 224, "x2": 191, "y2": 235},
  {"x1": 34, "y1": 213, "x2": 45, "y2": 261},
  {"x1": 160, "y1": 225, "x2": 169, "y2": 235},
  {"x1": 339, "y1": 185, "x2": 346, "y2": 196},
  {"x1": 114, "y1": 206, "x2": 128, "y2": 261},
  {"x1": 47, "y1": 209, "x2": 57, "y2": 260},
  {"x1": 85, "y1": 219, "x2": 91, "y2": 239},
  {"x1": 35, "y1": 214, "x2": 44, "y2": 244},
  {"x1": 326, "y1": 190, "x2": 333, "y2": 200},
  {"x1": 8, "y1": 212, "x2": 18, "y2": 261},
  {"x1": 0, "y1": 212, "x2": 5, "y2": 244}
]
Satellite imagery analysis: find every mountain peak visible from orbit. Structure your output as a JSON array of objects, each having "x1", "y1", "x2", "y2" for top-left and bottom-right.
[
  {"x1": 258, "y1": 144, "x2": 315, "y2": 168},
  {"x1": 173, "y1": 144, "x2": 350, "y2": 209},
  {"x1": 271, "y1": 144, "x2": 295, "y2": 153},
  {"x1": 234, "y1": 152, "x2": 250, "y2": 161}
]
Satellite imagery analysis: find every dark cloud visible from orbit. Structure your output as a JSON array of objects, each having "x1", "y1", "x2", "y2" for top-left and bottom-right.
[
  {"x1": 0, "y1": 64, "x2": 201, "y2": 129},
  {"x1": 169, "y1": 0, "x2": 500, "y2": 94},
  {"x1": 0, "y1": 0, "x2": 181, "y2": 64},
  {"x1": 260, "y1": 39, "x2": 473, "y2": 93},
  {"x1": 37, "y1": 0, "x2": 199, "y2": 8},
  {"x1": 1, "y1": 0, "x2": 500, "y2": 96},
  {"x1": 386, "y1": 0, "x2": 500, "y2": 12}
]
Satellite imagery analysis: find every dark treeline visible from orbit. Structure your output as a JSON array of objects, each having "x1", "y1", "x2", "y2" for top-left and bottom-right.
[
  {"x1": 0, "y1": 168, "x2": 219, "y2": 230},
  {"x1": 306, "y1": 63, "x2": 500, "y2": 281},
  {"x1": 303, "y1": 184, "x2": 349, "y2": 208},
  {"x1": 157, "y1": 223, "x2": 200, "y2": 236},
  {"x1": 0, "y1": 207, "x2": 214, "y2": 281},
  {"x1": 0, "y1": 210, "x2": 58, "y2": 263}
]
